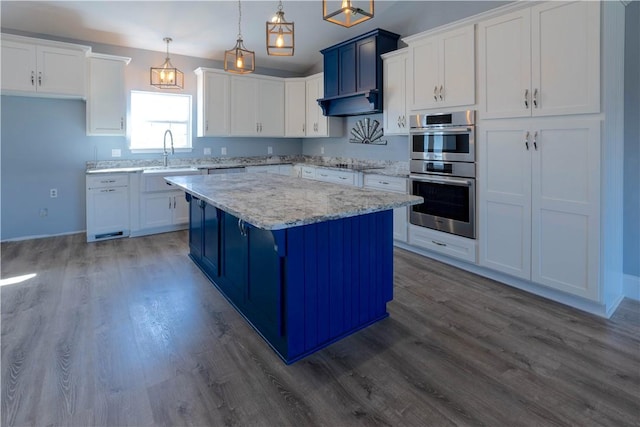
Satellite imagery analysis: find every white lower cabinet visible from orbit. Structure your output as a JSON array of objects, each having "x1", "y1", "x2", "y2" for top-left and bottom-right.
[
  {"x1": 137, "y1": 170, "x2": 202, "y2": 234},
  {"x1": 86, "y1": 174, "x2": 130, "y2": 242},
  {"x1": 364, "y1": 174, "x2": 408, "y2": 242},
  {"x1": 478, "y1": 118, "x2": 601, "y2": 301},
  {"x1": 140, "y1": 192, "x2": 189, "y2": 229}
]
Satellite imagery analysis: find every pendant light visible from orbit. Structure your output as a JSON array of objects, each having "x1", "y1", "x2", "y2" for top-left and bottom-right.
[
  {"x1": 150, "y1": 37, "x2": 184, "y2": 89},
  {"x1": 266, "y1": 0, "x2": 294, "y2": 56},
  {"x1": 225, "y1": 0, "x2": 255, "y2": 74},
  {"x1": 323, "y1": 0, "x2": 374, "y2": 28}
]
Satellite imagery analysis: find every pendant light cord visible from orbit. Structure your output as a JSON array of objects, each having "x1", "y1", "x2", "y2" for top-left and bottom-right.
[{"x1": 237, "y1": 0, "x2": 242, "y2": 39}]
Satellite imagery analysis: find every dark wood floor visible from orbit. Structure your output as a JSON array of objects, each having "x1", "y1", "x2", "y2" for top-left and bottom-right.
[{"x1": 1, "y1": 231, "x2": 639, "y2": 427}]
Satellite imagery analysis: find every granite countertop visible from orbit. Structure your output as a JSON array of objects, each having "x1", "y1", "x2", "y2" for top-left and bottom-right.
[
  {"x1": 165, "y1": 174, "x2": 422, "y2": 230},
  {"x1": 85, "y1": 156, "x2": 410, "y2": 178}
]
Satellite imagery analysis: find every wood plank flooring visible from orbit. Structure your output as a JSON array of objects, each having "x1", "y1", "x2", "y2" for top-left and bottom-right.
[{"x1": 2, "y1": 231, "x2": 639, "y2": 426}]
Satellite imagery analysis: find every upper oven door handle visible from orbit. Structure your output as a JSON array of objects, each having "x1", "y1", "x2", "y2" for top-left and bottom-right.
[
  {"x1": 410, "y1": 175, "x2": 473, "y2": 187},
  {"x1": 410, "y1": 126, "x2": 473, "y2": 134}
]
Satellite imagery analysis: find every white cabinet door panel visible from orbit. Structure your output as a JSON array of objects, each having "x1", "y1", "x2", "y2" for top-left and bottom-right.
[
  {"x1": 285, "y1": 80, "x2": 306, "y2": 137},
  {"x1": 531, "y1": 1, "x2": 600, "y2": 116},
  {"x1": 408, "y1": 37, "x2": 439, "y2": 111},
  {"x1": 230, "y1": 77, "x2": 259, "y2": 135},
  {"x1": 440, "y1": 27, "x2": 475, "y2": 107},
  {"x1": 478, "y1": 9, "x2": 531, "y2": 119},
  {"x1": 37, "y1": 45, "x2": 85, "y2": 96},
  {"x1": 141, "y1": 194, "x2": 173, "y2": 228},
  {"x1": 258, "y1": 79, "x2": 284, "y2": 136},
  {"x1": 479, "y1": 124, "x2": 532, "y2": 279},
  {"x1": 1, "y1": 40, "x2": 36, "y2": 92},
  {"x1": 531, "y1": 120, "x2": 600, "y2": 299}
]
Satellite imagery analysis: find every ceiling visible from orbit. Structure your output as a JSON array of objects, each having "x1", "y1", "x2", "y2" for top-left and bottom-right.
[{"x1": 0, "y1": 1, "x2": 507, "y2": 74}]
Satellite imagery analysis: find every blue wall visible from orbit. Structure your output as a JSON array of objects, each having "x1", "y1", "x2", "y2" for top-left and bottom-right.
[
  {"x1": 624, "y1": 1, "x2": 640, "y2": 277},
  {"x1": 303, "y1": 114, "x2": 409, "y2": 162}
]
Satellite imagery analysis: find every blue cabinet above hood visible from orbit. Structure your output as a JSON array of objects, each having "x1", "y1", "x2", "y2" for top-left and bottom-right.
[{"x1": 318, "y1": 29, "x2": 400, "y2": 117}]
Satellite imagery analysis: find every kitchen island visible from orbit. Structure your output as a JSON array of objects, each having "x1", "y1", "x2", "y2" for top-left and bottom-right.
[{"x1": 165, "y1": 173, "x2": 422, "y2": 364}]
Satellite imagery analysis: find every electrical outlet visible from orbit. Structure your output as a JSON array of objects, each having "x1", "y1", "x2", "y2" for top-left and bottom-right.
[
  {"x1": 320, "y1": 146, "x2": 325, "y2": 155},
  {"x1": 267, "y1": 146, "x2": 273, "y2": 155},
  {"x1": 111, "y1": 149, "x2": 121, "y2": 157},
  {"x1": 50, "y1": 188, "x2": 58, "y2": 198},
  {"x1": 204, "y1": 147, "x2": 212, "y2": 155},
  {"x1": 221, "y1": 147, "x2": 227, "y2": 155},
  {"x1": 39, "y1": 208, "x2": 48, "y2": 217}
]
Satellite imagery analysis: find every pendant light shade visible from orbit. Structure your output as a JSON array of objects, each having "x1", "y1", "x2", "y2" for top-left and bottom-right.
[
  {"x1": 323, "y1": 0, "x2": 374, "y2": 28},
  {"x1": 266, "y1": 1, "x2": 294, "y2": 56},
  {"x1": 150, "y1": 37, "x2": 184, "y2": 89},
  {"x1": 225, "y1": 0, "x2": 255, "y2": 74}
]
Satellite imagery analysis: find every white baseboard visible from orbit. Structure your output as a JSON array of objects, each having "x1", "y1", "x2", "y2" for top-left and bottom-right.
[
  {"x1": 1, "y1": 230, "x2": 85, "y2": 243},
  {"x1": 624, "y1": 274, "x2": 640, "y2": 301}
]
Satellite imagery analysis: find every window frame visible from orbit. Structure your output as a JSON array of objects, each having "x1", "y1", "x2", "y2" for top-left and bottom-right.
[{"x1": 129, "y1": 90, "x2": 193, "y2": 154}]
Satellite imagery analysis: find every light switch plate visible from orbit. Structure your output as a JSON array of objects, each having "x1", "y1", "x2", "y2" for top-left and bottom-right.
[{"x1": 111, "y1": 149, "x2": 121, "y2": 157}]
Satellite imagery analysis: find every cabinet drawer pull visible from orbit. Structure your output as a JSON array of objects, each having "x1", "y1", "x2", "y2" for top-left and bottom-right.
[
  {"x1": 100, "y1": 179, "x2": 116, "y2": 184},
  {"x1": 533, "y1": 88, "x2": 538, "y2": 108},
  {"x1": 38, "y1": 71, "x2": 42, "y2": 86},
  {"x1": 433, "y1": 85, "x2": 438, "y2": 101},
  {"x1": 100, "y1": 189, "x2": 116, "y2": 193},
  {"x1": 439, "y1": 85, "x2": 444, "y2": 100},
  {"x1": 379, "y1": 181, "x2": 389, "y2": 185},
  {"x1": 524, "y1": 131, "x2": 530, "y2": 150},
  {"x1": 432, "y1": 240, "x2": 447, "y2": 247},
  {"x1": 524, "y1": 89, "x2": 529, "y2": 108},
  {"x1": 533, "y1": 131, "x2": 538, "y2": 150},
  {"x1": 31, "y1": 71, "x2": 35, "y2": 86},
  {"x1": 339, "y1": 176, "x2": 347, "y2": 180}
]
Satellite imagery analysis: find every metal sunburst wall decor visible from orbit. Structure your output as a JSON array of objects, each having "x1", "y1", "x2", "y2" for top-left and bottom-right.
[{"x1": 349, "y1": 118, "x2": 386, "y2": 145}]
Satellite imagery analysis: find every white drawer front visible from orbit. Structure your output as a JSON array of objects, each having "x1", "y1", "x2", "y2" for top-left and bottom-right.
[
  {"x1": 301, "y1": 166, "x2": 316, "y2": 179},
  {"x1": 315, "y1": 169, "x2": 356, "y2": 186},
  {"x1": 409, "y1": 225, "x2": 477, "y2": 264},
  {"x1": 87, "y1": 174, "x2": 129, "y2": 189},
  {"x1": 364, "y1": 174, "x2": 407, "y2": 193}
]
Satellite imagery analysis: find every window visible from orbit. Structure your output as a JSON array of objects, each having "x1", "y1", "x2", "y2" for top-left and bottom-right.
[{"x1": 130, "y1": 91, "x2": 192, "y2": 152}]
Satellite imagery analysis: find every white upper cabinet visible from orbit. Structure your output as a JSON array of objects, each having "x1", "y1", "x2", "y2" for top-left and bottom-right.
[
  {"x1": 231, "y1": 75, "x2": 284, "y2": 137},
  {"x1": 407, "y1": 25, "x2": 475, "y2": 111},
  {"x1": 382, "y1": 49, "x2": 408, "y2": 135},
  {"x1": 285, "y1": 79, "x2": 306, "y2": 137},
  {"x1": 86, "y1": 55, "x2": 130, "y2": 136},
  {"x1": 305, "y1": 73, "x2": 341, "y2": 137},
  {"x1": 195, "y1": 68, "x2": 231, "y2": 137},
  {"x1": 478, "y1": 1, "x2": 600, "y2": 119},
  {"x1": 1, "y1": 35, "x2": 88, "y2": 98}
]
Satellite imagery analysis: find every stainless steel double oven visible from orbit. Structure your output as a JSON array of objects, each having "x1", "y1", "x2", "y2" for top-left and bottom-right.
[{"x1": 409, "y1": 110, "x2": 476, "y2": 239}]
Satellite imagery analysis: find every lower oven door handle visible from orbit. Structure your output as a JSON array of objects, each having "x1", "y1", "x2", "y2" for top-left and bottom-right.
[{"x1": 410, "y1": 175, "x2": 473, "y2": 186}]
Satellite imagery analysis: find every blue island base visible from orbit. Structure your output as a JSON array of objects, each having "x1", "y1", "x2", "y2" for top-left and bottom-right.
[{"x1": 187, "y1": 194, "x2": 394, "y2": 364}]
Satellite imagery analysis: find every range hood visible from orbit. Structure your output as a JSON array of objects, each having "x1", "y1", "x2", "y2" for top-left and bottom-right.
[{"x1": 317, "y1": 29, "x2": 400, "y2": 117}]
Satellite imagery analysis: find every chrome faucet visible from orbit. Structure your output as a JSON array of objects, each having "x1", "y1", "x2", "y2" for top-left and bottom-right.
[{"x1": 163, "y1": 129, "x2": 174, "y2": 167}]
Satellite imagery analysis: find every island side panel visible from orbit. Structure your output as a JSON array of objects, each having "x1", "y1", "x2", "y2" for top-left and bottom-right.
[{"x1": 284, "y1": 210, "x2": 394, "y2": 363}]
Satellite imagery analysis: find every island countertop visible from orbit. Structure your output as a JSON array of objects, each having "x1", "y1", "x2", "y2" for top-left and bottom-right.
[{"x1": 165, "y1": 173, "x2": 422, "y2": 230}]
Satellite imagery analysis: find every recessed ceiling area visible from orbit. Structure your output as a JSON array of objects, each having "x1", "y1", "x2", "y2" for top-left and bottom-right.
[{"x1": 0, "y1": 1, "x2": 509, "y2": 74}]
